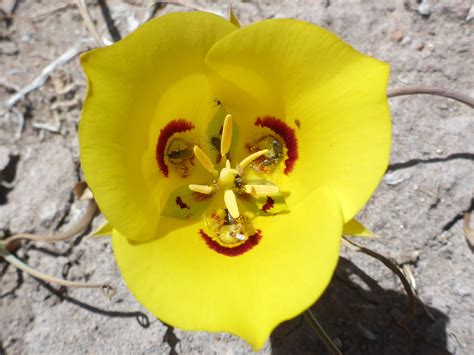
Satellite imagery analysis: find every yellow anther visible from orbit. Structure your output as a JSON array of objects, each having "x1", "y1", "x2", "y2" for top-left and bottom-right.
[
  {"x1": 189, "y1": 184, "x2": 214, "y2": 195},
  {"x1": 193, "y1": 146, "x2": 218, "y2": 176},
  {"x1": 244, "y1": 184, "x2": 280, "y2": 197},
  {"x1": 224, "y1": 189, "x2": 240, "y2": 218},
  {"x1": 220, "y1": 114, "x2": 233, "y2": 157},
  {"x1": 237, "y1": 149, "x2": 269, "y2": 174}
]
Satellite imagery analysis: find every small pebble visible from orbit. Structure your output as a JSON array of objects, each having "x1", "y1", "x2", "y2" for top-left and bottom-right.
[
  {"x1": 437, "y1": 231, "x2": 453, "y2": 244},
  {"x1": 390, "y1": 29, "x2": 404, "y2": 43},
  {"x1": 0, "y1": 146, "x2": 11, "y2": 171},
  {"x1": 401, "y1": 36, "x2": 412, "y2": 46},
  {"x1": 466, "y1": 4, "x2": 474, "y2": 22},
  {"x1": 357, "y1": 322, "x2": 377, "y2": 341},
  {"x1": 384, "y1": 171, "x2": 412, "y2": 186},
  {"x1": 413, "y1": 39, "x2": 425, "y2": 51},
  {"x1": 418, "y1": 0, "x2": 431, "y2": 17},
  {"x1": 453, "y1": 283, "x2": 471, "y2": 297}
]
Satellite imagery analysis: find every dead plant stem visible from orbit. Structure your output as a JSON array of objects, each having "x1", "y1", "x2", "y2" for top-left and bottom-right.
[
  {"x1": 304, "y1": 309, "x2": 342, "y2": 355},
  {"x1": 4, "y1": 200, "x2": 98, "y2": 247},
  {"x1": 387, "y1": 86, "x2": 474, "y2": 109},
  {"x1": 75, "y1": 0, "x2": 105, "y2": 47}
]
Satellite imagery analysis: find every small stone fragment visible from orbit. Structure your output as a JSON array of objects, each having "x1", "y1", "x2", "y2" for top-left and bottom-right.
[
  {"x1": 0, "y1": 146, "x2": 11, "y2": 171},
  {"x1": 413, "y1": 39, "x2": 425, "y2": 51},
  {"x1": 400, "y1": 36, "x2": 412, "y2": 46},
  {"x1": 390, "y1": 29, "x2": 404, "y2": 43},
  {"x1": 357, "y1": 322, "x2": 376, "y2": 341},
  {"x1": 437, "y1": 230, "x2": 453, "y2": 244},
  {"x1": 397, "y1": 250, "x2": 421, "y2": 265},
  {"x1": 384, "y1": 171, "x2": 411, "y2": 186},
  {"x1": 418, "y1": 0, "x2": 431, "y2": 17},
  {"x1": 466, "y1": 4, "x2": 474, "y2": 22},
  {"x1": 0, "y1": 41, "x2": 19, "y2": 56}
]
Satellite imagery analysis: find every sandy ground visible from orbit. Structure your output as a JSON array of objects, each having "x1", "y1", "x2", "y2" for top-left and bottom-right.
[{"x1": 1, "y1": 0, "x2": 473, "y2": 354}]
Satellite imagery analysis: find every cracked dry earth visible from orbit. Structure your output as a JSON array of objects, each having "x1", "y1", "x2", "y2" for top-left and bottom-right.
[{"x1": 1, "y1": 0, "x2": 473, "y2": 354}]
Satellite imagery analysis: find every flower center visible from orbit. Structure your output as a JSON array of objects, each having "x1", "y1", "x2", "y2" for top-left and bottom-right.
[{"x1": 189, "y1": 114, "x2": 280, "y2": 247}]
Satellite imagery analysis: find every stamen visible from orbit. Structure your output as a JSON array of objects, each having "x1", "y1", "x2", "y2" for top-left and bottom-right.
[
  {"x1": 244, "y1": 184, "x2": 280, "y2": 197},
  {"x1": 189, "y1": 184, "x2": 214, "y2": 195},
  {"x1": 224, "y1": 189, "x2": 240, "y2": 218},
  {"x1": 237, "y1": 149, "x2": 269, "y2": 174},
  {"x1": 193, "y1": 146, "x2": 218, "y2": 176},
  {"x1": 220, "y1": 114, "x2": 233, "y2": 157}
]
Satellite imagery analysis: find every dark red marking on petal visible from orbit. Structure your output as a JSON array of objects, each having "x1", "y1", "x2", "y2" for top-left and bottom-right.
[
  {"x1": 199, "y1": 229, "x2": 262, "y2": 257},
  {"x1": 294, "y1": 119, "x2": 301, "y2": 129},
  {"x1": 175, "y1": 196, "x2": 190, "y2": 210},
  {"x1": 262, "y1": 196, "x2": 275, "y2": 213},
  {"x1": 156, "y1": 119, "x2": 194, "y2": 177},
  {"x1": 255, "y1": 117, "x2": 298, "y2": 175}
]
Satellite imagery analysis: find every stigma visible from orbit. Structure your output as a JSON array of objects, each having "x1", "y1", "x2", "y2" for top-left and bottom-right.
[
  {"x1": 188, "y1": 114, "x2": 282, "y2": 251},
  {"x1": 189, "y1": 114, "x2": 280, "y2": 220}
]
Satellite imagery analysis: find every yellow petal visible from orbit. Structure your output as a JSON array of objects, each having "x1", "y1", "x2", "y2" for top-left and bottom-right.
[
  {"x1": 205, "y1": 19, "x2": 391, "y2": 222},
  {"x1": 162, "y1": 185, "x2": 213, "y2": 220},
  {"x1": 112, "y1": 187, "x2": 342, "y2": 350},
  {"x1": 79, "y1": 12, "x2": 237, "y2": 241},
  {"x1": 342, "y1": 219, "x2": 375, "y2": 238},
  {"x1": 88, "y1": 220, "x2": 113, "y2": 239}
]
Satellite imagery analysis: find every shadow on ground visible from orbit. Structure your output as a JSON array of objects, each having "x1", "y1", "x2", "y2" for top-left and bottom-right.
[
  {"x1": 271, "y1": 257, "x2": 449, "y2": 354},
  {"x1": 1, "y1": 252, "x2": 449, "y2": 354}
]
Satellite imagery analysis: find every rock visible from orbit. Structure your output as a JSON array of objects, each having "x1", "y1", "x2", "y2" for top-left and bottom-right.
[
  {"x1": 396, "y1": 250, "x2": 421, "y2": 265},
  {"x1": 466, "y1": 4, "x2": 474, "y2": 22},
  {"x1": 384, "y1": 171, "x2": 412, "y2": 186},
  {"x1": 400, "y1": 36, "x2": 412, "y2": 46},
  {"x1": 437, "y1": 230, "x2": 453, "y2": 244},
  {"x1": 0, "y1": 41, "x2": 19, "y2": 56},
  {"x1": 412, "y1": 39, "x2": 425, "y2": 51},
  {"x1": 418, "y1": 0, "x2": 432, "y2": 17},
  {"x1": 0, "y1": 0, "x2": 18, "y2": 14},
  {"x1": 357, "y1": 322, "x2": 377, "y2": 341},
  {"x1": 0, "y1": 146, "x2": 10, "y2": 171},
  {"x1": 390, "y1": 29, "x2": 404, "y2": 43},
  {"x1": 0, "y1": 138, "x2": 76, "y2": 233}
]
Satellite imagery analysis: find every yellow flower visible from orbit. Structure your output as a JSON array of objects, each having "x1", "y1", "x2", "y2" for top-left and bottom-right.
[{"x1": 79, "y1": 12, "x2": 390, "y2": 350}]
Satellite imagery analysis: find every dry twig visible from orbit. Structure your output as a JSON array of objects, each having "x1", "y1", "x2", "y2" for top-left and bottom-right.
[
  {"x1": 304, "y1": 309, "x2": 342, "y2": 355},
  {"x1": 4, "y1": 200, "x2": 98, "y2": 247},
  {"x1": 0, "y1": 244, "x2": 115, "y2": 298},
  {"x1": 31, "y1": 3, "x2": 75, "y2": 19},
  {"x1": 387, "y1": 86, "x2": 474, "y2": 109},
  {"x1": 5, "y1": 43, "x2": 84, "y2": 109},
  {"x1": 463, "y1": 212, "x2": 474, "y2": 249},
  {"x1": 343, "y1": 238, "x2": 416, "y2": 325},
  {"x1": 154, "y1": 0, "x2": 211, "y2": 12},
  {"x1": 75, "y1": 0, "x2": 105, "y2": 47}
]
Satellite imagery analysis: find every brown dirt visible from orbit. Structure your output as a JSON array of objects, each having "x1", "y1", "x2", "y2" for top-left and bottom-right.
[{"x1": 1, "y1": 0, "x2": 473, "y2": 354}]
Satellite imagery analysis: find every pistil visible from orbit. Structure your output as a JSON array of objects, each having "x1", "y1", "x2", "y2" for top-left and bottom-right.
[{"x1": 189, "y1": 113, "x2": 281, "y2": 227}]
